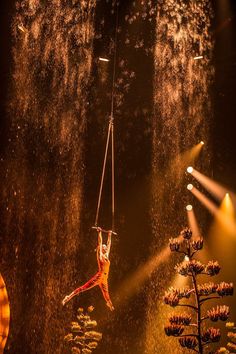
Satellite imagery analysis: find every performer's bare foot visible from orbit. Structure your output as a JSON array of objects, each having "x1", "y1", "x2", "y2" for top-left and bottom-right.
[
  {"x1": 106, "y1": 301, "x2": 114, "y2": 311},
  {"x1": 62, "y1": 295, "x2": 71, "y2": 306}
]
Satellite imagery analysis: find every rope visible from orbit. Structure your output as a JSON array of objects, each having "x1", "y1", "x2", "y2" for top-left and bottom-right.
[
  {"x1": 110, "y1": 2, "x2": 119, "y2": 231},
  {"x1": 111, "y1": 119, "x2": 115, "y2": 230},
  {"x1": 94, "y1": 1, "x2": 119, "y2": 231},
  {"x1": 110, "y1": 3, "x2": 119, "y2": 118},
  {"x1": 94, "y1": 121, "x2": 112, "y2": 227}
]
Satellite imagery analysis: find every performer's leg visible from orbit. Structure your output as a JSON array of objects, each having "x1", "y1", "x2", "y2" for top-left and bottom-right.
[
  {"x1": 99, "y1": 282, "x2": 114, "y2": 311},
  {"x1": 62, "y1": 273, "x2": 101, "y2": 306}
]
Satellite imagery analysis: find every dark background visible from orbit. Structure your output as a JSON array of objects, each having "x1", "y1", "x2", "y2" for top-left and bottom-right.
[{"x1": 212, "y1": 0, "x2": 236, "y2": 185}]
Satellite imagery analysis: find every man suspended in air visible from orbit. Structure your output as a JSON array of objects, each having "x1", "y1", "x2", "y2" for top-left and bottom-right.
[{"x1": 62, "y1": 227, "x2": 114, "y2": 311}]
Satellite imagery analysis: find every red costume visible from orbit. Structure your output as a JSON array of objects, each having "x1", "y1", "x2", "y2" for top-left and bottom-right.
[{"x1": 62, "y1": 229, "x2": 114, "y2": 311}]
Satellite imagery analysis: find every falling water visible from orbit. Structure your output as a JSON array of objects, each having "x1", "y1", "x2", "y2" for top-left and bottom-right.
[
  {"x1": 145, "y1": 1, "x2": 214, "y2": 353},
  {"x1": 0, "y1": 0, "x2": 96, "y2": 352}
]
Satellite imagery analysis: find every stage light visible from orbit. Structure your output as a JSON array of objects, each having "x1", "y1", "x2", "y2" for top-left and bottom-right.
[
  {"x1": 99, "y1": 57, "x2": 109, "y2": 62},
  {"x1": 221, "y1": 192, "x2": 235, "y2": 220},
  {"x1": 18, "y1": 24, "x2": 26, "y2": 33},
  {"x1": 208, "y1": 191, "x2": 236, "y2": 276},
  {"x1": 161, "y1": 143, "x2": 204, "y2": 182},
  {"x1": 187, "y1": 184, "x2": 193, "y2": 191},
  {"x1": 189, "y1": 168, "x2": 234, "y2": 201},
  {"x1": 194, "y1": 55, "x2": 203, "y2": 60},
  {"x1": 186, "y1": 205, "x2": 193, "y2": 211},
  {"x1": 187, "y1": 166, "x2": 193, "y2": 173},
  {"x1": 200, "y1": 141, "x2": 204, "y2": 145}
]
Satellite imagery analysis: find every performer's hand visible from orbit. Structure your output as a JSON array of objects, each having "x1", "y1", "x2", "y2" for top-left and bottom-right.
[
  {"x1": 62, "y1": 295, "x2": 70, "y2": 306},
  {"x1": 108, "y1": 230, "x2": 117, "y2": 236},
  {"x1": 92, "y1": 226, "x2": 102, "y2": 232}
]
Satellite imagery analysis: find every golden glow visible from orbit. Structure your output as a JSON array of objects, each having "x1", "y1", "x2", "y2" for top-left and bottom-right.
[
  {"x1": 208, "y1": 192, "x2": 236, "y2": 279},
  {"x1": 194, "y1": 55, "x2": 204, "y2": 60},
  {"x1": 222, "y1": 193, "x2": 234, "y2": 216},
  {"x1": 191, "y1": 188, "x2": 236, "y2": 236},
  {"x1": 147, "y1": 0, "x2": 214, "y2": 348},
  {"x1": 175, "y1": 142, "x2": 204, "y2": 172},
  {"x1": 191, "y1": 187, "x2": 218, "y2": 215},
  {"x1": 187, "y1": 166, "x2": 194, "y2": 173},
  {"x1": 173, "y1": 273, "x2": 189, "y2": 288},
  {"x1": 200, "y1": 141, "x2": 204, "y2": 145},
  {"x1": 218, "y1": 193, "x2": 236, "y2": 234},
  {"x1": 184, "y1": 255, "x2": 190, "y2": 262},
  {"x1": 115, "y1": 247, "x2": 171, "y2": 303},
  {"x1": 98, "y1": 57, "x2": 109, "y2": 62},
  {"x1": 190, "y1": 168, "x2": 232, "y2": 201},
  {"x1": 0, "y1": 274, "x2": 10, "y2": 352},
  {"x1": 187, "y1": 183, "x2": 193, "y2": 190},
  {"x1": 186, "y1": 204, "x2": 193, "y2": 211},
  {"x1": 152, "y1": 143, "x2": 205, "y2": 187},
  {"x1": 187, "y1": 206, "x2": 201, "y2": 237},
  {"x1": 182, "y1": 142, "x2": 205, "y2": 165}
]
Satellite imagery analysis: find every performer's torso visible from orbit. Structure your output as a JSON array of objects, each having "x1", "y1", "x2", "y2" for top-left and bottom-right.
[
  {"x1": 97, "y1": 249, "x2": 110, "y2": 279},
  {"x1": 100, "y1": 257, "x2": 110, "y2": 276}
]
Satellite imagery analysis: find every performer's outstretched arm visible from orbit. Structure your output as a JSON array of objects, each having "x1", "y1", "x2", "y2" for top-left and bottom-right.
[
  {"x1": 98, "y1": 229, "x2": 103, "y2": 260},
  {"x1": 106, "y1": 231, "x2": 112, "y2": 257}
]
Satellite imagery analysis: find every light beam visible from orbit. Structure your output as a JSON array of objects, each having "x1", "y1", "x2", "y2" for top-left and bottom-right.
[
  {"x1": 186, "y1": 205, "x2": 201, "y2": 237},
  {"x1": 115, "y1": 246, "x2": 171, "y2": 303},
  {"x1": 190, "y1": 168, "x2": 236, "y2": 204}
]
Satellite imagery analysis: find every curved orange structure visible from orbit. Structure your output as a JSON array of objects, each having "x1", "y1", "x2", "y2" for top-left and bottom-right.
[{"x1": 0, "y1": 274, "x2": 10, "y2": 354}]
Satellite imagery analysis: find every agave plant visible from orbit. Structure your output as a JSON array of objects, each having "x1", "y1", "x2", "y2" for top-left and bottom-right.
[
  {"x1": 164, "y1": 228, "x2": 234, "y2": 354},
  {"x1": 216, "y1": 322, "x2": 236, "y2": 353},
  {"x1": 64, "y1": 306, "x2": 102, "y2": 354}
]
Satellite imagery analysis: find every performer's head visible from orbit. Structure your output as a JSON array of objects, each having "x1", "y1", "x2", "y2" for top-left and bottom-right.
[{"x1": 102, "y1": 244, "x2": 108, "y2": 253}]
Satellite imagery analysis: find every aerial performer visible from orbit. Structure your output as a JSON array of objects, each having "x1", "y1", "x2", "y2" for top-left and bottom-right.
[
  {"x1": 62, "y1": 1, "x2": 119, "y2": 312},
  {"x1": 62, "y1": 111, "x2": 116, "y2": 312},
  {"x1": 62, "y1": 227, "x2": 114, "y2": 311}
]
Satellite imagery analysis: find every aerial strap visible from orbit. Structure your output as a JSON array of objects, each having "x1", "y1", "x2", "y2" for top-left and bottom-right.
[
  {"x1": 94, "y1": 2, "x2": 119, "y2": 232},
  {"x1": 94, "y1": 117, "x2": 113, "y2": 228}
]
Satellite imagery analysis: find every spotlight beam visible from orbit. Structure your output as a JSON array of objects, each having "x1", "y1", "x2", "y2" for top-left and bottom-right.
[
  {"x1": 217, "y1": 193, "x2": 236, "y2": 235},
  {"x1": 190, "y1": 186, "x2": 218, "y2": 215},
  {"x1": 115, "y1": 247, "x2": 170, "y2": 304},
  {"x1": 190, "y1": 188, "x2": 236, "y2": 234},
  {"x1": 190, "y1": 168, "x2": 235, "y2": 202},
  {"x1": 163, "y1": 142, "x2": 205, "y2": 179},
  {"x1": 186, "y1": 205, "x2": 201, "y2": 237}
]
